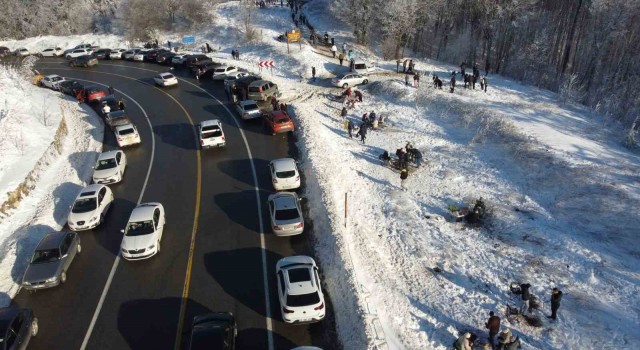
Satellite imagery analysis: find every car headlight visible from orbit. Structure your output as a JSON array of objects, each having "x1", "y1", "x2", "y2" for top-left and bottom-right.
[
  {"x1": 121, "y1": 248, "x2": 127, "y2": 253},
  {"x1": 89, "y1": 216, "x2": 98, "y2": 223},
  {"x1": 23, "y1": 281, "x2": 31, "y2": 286},
  {"x1": 147, "y1": 244, "x2": 155, "y2": 250},
  {"x1": 45, "y1": 276, "x2": 58, "y2": 283}
]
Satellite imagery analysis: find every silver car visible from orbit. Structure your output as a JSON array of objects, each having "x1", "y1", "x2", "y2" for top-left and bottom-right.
[
  {"x1": 235, "y1": 100, "x2": 261, "y2": 120},
  {"x1": 267, "y1": 192, "x2": 304, "y2": 236},
  {"x1": 22, "y1": 232, "x2": 81, "y2": 290}
]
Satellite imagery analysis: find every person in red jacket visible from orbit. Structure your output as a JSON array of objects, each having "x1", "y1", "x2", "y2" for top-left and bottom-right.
[{"x1": 485, "y1": 311, "x2": 501, "y2": 348}]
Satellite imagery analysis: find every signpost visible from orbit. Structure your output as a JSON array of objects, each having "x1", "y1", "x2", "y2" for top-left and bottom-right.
[
  {"x1": 182, "y1": 36, "x2": 195, "y2": 44},
  {"x1": 258, "y1": 60, "x2": 275, "y2": 74},
  {"x1": 285, "y1": 29, "x2": 302, "y2": 54}
]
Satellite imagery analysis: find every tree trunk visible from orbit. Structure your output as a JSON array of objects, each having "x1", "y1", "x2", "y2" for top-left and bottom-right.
[{"x1": 560, "y1": 0, "x2": 583, "y2": 75}]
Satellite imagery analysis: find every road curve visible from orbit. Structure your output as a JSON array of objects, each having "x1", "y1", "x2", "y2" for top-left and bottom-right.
[{"x1": 11, "y1": 59, "x2": 341, "y2": 350}]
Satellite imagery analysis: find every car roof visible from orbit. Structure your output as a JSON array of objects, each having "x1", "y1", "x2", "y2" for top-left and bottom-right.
[
  {"x1": 129, "y1": 203, "x2": 159, "y2": 222},
  {"x1": 271, "y1": 158, "x2": 296, "y2": 171},
  {"x1": 36, "y1": 231, "x2": 68, "y2": 250},
  {"x1": 115, "y1": 123, "x2": 136, "y2": 132},
  {"x1": 271, "y1": 192, "x2": 298, "y2": 209},
  {"x1": 270, "y1": 111, "x2": 289, "y2": 119},
  {"x1": 159, "y1": 72, "x2": 174, "y2": 77},
  {"x1": 285, "y1": 266, "x2": 317, "y2": 295},
  {"x1": 201, "y1": 119, "x2": 221, "y2": 127},
  {"x1": 97, "y1": 150, "x2": 120, "y2": 160},
  {"x1": 45, "y1": 74, "x2": 61, "y2": 78}
]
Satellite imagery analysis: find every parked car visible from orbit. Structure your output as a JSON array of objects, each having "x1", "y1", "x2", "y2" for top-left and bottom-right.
[
  {"x1": 223, "y1": 72, "x2": 250, "y2": 83},
  {"x1": 276, "y1": 256, "x2": 325, "y2": 323},
  {"x1": 0, "y1": 46, "x2": 10, "y2": 57},
  {"x1": 84, "y1": 85, "x2": 107, "y2": 103},
  {"x1": 351, "y1": 61, "x2": 376, "y2": 75},
  {"x1": 123, "y1": 48, "x2": 142, "y2": 60},
  {"x1": 171, "y1": 53, "x2": 189, "y2": 65},
  {"x1": 92, "y1": 150, "x2": 127, "y2": 184},
  {"x1": 105, "y1": 110, "x2": 132, "y2": 130},
  {"x1": 193, "y1": 61, "x2": 219, "y2": 77},
  {"x1": 40, "y1": 47, "x2": 63, "y2": 57},
  {"x1": 22, "y1": 231, "x2": 81, "y2": 290},
  {"x1": 267, "y1": 192, "x2": 304, "y2": 236},
  {"x1": 69, "y1": 55, "x2": 98, "y2": 67},
  {"x1": 212, "y1": 66, "x2": 238, "y2": 80},
  {"x1": 247, "y1": 80, "x2": 279, "y2": 101},
  {"x1": 269, "y1": 158, "x2": 301, "y2": 191},
  {"x1": 14, "y1": 47, "x2": 30, "y2": 56},
  {"x1": 40, "y1": 74, "x2": 66, "y2": 90},
  {"x1": 120, "y1": 203, "x2": 166, "y2": 260},
  {"x1": 133, "y1": 49, "x2": 150, "y2": 61},
  {"x1": 156, "y1": 51, "x2": 176, "y2": 64},
  {"x1": 235, "y1": 100, "x2": 261, "y2": 120},
  {"x1": 66, "y1": 48, "x2": 91, "y2": 59},
  {"x1": 0, "y1": 307, "x2": 38, "y2": 349},
  {"x1": 153, "y1": 72, "x2": 178, "y2": 87},
  {"x1": 189, "y1": 313, "x2": 237, "y2": 350},
  {"x1": 67, "y1": 184, "x2": 114, "y2": 231},
  {"x1": 262, "y1": 111, "x2": 294, "y2": 135},
  {"x1": 58, "y1": 80, "x2": 84, "y2": 96},
  {"x1": 143, "y1": 49, "x2": 166, "y2": 62},
  {"x1": 198, "y1": 120, "x2": 226, "y2": 149},
  {"x1": 331, "y1": 72, "x2": 368, "y2": 88},
  {"x1": 114, "y1": 123, "x2": 141, "y2": 147},
  {"x1": 110, "y1": 48, "x2": 126, "y2": 59},
  {"x1": 92, "y1": 48, "x2": 111, "y2": 59},
  {"x1": 185, "y1": 54, "x2": 211, "y2": 68}
]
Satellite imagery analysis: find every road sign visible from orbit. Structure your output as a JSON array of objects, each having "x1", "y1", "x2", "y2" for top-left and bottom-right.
[
  {"x1": 258, "y1": 61, "x2": 275, "y2": 67},
  {"x1": 286, "y1": 31, "x2": 301, "y2": 43},
  {"x1": 182, "y1": 36, "x2": 195, "y2": 44}
]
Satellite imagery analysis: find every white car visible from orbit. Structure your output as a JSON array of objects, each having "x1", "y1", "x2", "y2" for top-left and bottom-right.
[
  {"x1": 110, "y1": 48, "x2": 127, "y2": 59},
  {"x1": 276, "y1": 256, "x2": 325, "y2": 324},
  {"x1": 92, "y1": 150, "x2": 127, "y2": 184},
  {"x1": 198, "y1": 120, "x2": 226, "y2": 149},
  {"x1": 269, "y1": 158, "x2": 301, "y2": 191},
  {"x1": 267, "y1": 192, "x2": 304, "y2": 236},
  {"x1": 41, "y1": 75, "x2": 66, "y2": 90},
  {"x1": 40, "y1": 47, "x2": 63, "y2": 57},
  {"x1": 212, "y1": 66, "x2": 238, "y2": 80},
  {"x1": 120, "y1": 203, "x2": 166, "y2": 260},
  {"x1": 225, "y1": 72, "x2": 250, "y2": 81},
  {"x1": 331, "y1": 73, "x2": 368, "y2": 88},
  {"x1": 123, "y1": 48, "x2": 142, "y2": 60},
  {"x1": 352, "y1": 61, "x2": 376, "y2": 75},
  {"x1": 66, "y1": 49, "x2": 91, "y2": 59},
  {"x1": 171, "y1": 54, "x2": 189, "y2": 65},
  {"x1": 153, "y1": 72, "x2": 178, "y2": 87},
  {"x1": 115, "y1": 123, "x2": 141, "y2": 147},
  {"x1": 133, "y1": 49, "x2": 149, "y2": 61},
  {"x1": 235, "y1": 100, "x2": 261, "y2": 120},
  {"x1": 14, "y1": 48, "x2": 30, "y2": 56},
  {"x1": 67, "y1": 184, "x2": 114, "y2": 231}
]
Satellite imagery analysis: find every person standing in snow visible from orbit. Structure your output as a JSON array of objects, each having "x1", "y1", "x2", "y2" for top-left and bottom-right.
[
  {"x1": 206, "y1": 43, "x2": 212, "y2": 53},
  {"x1": 453, "y1": 332, "x2": 472, "y2": 350},
  {"x1": 405, "y1": 73, "x2": 411, "y2": 86},
  {"x1": 482, "y1": 76, "x2": 488, "y2": 93},
  {"x1": 338, "y1": 52, "x2": 345, "y2": 66},
  {"x1": 330, "y1": 44, "x2": 337, "y2": 58},
  {"x1": 520, "y1": 283, "x2": 531, "y2": 315},
  {"x1": 347, "y1": 119, "x2": 354, "y2": 138},
  {"x1": 354, "y1": 90, "x2": 363, "y2": 102},
  {"x1": 342, "y1": 42, "x2": 347, "y2": 54},
  {"x1": 323, "y1": 32, "x2": 329, "y2": 44},
  {"x1": 485, "y1": 311, "x2": 501, "y2": 348},
  {"x1": 450, "y1": 75, "x2": 456, "y2": 93},
  {"x1": 358, "y1": 122, "x2": 367, "y2": 143},
  {"x1": 480, "y1": 75, "x2": 485, "y2": 91},
  {"x1": 496, "y1": 329, "x2": 511, "y2": 350},
  {"x1": 408, "y1": 59, "x2": 414, "y2": 73},
  {"x1": 311, "y1": 66, "x2": 316, "y2": 82},
  {"x1": 402, "y1": 59, "x2": 408, "y2": 73},
  {"x1": 168, "y1": 41, "x2": 172, "y2": 50},
  {"x1": 460, "y1": 62, "x2": 466, "y2": 76},
  {"x1": 340, "y1": 106, "x2": 347, "y2": 119},
  {"x1": 549, "y1": 287, "x2": 563, "y2": 320},
  {"x1": 504, "y1": 336, "x2": 521, "y2": 350}
]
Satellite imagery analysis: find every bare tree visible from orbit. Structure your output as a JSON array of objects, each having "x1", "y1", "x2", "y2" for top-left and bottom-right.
[{"x1": 239, "y1": 0, "x2": 258, "y2": 41}]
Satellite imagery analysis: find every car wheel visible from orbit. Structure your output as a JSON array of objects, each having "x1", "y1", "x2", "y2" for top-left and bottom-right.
[
  {"x1": 363, "y1": 79, "x2": 369, "y2": 84},
  {"x1": 342, "y1": 83, "x2": 348, "y2": 89},
  {"x1": 31, "y1": 318, "x2": 39, "y2": 337},
  {"x1": 60, "y1": 271, "x2": 67, "y2": 284},
  {"x1": 77, "y1": 243, "x2": 82, "y2": 254}
]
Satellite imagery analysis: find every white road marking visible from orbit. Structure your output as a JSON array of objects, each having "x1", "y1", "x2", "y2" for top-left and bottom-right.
[{"x1": 69, "y1": 79, "x2": 156, "y2": 350}]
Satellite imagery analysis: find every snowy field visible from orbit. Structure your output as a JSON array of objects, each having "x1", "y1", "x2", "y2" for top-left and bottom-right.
[
  {"x1": 0, "y1": 65, "x2": 103, "y2": 305},
  {"x1": 0, "y1": 1, "x2": 638, "y2": 349}
]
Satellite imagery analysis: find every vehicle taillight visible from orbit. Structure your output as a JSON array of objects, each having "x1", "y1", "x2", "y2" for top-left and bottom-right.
[
  {"x1": 221, "y1": 136, "x2": 225, "y2": 141},
  {"x1": 283, "y1": 307, "x2": 294, "y2": 314},
  {"x1": 295, "y1": 222, "x2": 303, "y2": 228},
  {"x1": 314, "y1": 303, "x2": 324, "y2": 310},
  {"x1": 274, "y1": 225, "x2": 282, "y2": 230}
]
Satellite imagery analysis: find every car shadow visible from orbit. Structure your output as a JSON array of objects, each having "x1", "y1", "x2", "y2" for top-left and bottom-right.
[
  {"x1": 152, "y1": 123, "x2": 198, "y2": 150},
  {"x1": 216, "y1": 158, "x2": 270, "y2": 188},
  {"x1": 238, "y1": 328, "x2": 297, "y2": 349},
  {"x1": 213, "y1": 191, "x2": 264, "y2": 232}
]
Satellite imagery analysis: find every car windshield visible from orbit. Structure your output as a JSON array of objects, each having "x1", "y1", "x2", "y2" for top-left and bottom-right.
[
  {"x1": 31, "y1": 249, "x2": 61, "y2": 264},
  {"x1": 286, "y1": 292, "x2": 320, "y2": 307},
  {"x1": 126, "y1": 220, "x2": 155, "y2": 236},
  {"x1": 275, "y1": 117, "x2": 291, "y2": 124},
  {"x1": 276, "y1": 170, "x2": 296, "y2": 179},
  {"x1": 119, "y1": 128, "x2": 135, "y2": 136},
  {"x1": 72, "y1": 198, "x2": 97, "y2": 213},
  {"x1": 275, "y1": 208, "x2": 299, "y2": 221},
  {"x1": 244, "y1": 103, "x2": 259, "y2": 111},
  {"x1": 162, "y1": 74, "x2": 175, "y2": 79},
  {"x1": 202, "y1": 130, "x2": 223, "y2": 138},
  {"x1": 96, "y1": 158, "x2": 117, "y2": 170}
]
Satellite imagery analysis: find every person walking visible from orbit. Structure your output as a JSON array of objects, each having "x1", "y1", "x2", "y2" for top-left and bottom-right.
[
  {"x1": 414, "y1": 72, "x2": 420, "y2": 87},
  {"x1": 311, "y1": 66, "x2": 316, "y2": 82},
  {"x1": 485, "y1": 311, "x2": 501, "y2": 348},
  {"x1": 347, "y1": 119, "x2": 354, "y2": 138},
  {"x1": 358, "y1": 122, "x2": 367, "y2": 143},
  {"x1": 405, "y1": 74, "x2": 410, "y2": 86},
  {"x1": 338, "y1": 52, "x2": 345, "y2": 66},
  {"x1": 453, "y1": 332, "x2": 472, "y2": 350},
  {"x1": 450, "y1": 74, "x2": 456, "y2": 93},
  {"x1": 482, "y1": 76, "x2": 488, "y2": 93},
  {"x1": 549, "y1": 288, "x2": 563, "y2": 320},
  {"x1": 340, "y1": 106, "x2": 348, "y2": 119},
  {"x1": 330, "y1": 44, "x2": 337, "y2": 58},
  {"x1": 520, "y1": 283, "x2": 531, "y2": 315},
  {"x1": 108, "y1": 85, "x2": 115, "y2": 96}
]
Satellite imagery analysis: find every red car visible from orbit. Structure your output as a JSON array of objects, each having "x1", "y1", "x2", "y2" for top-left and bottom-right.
[
  {"x1": 262, "y1": 111, "x2": 294, "y2": 135},
  {"x1": 85, "y1": 86, "x2": 107, "y2": 104}
]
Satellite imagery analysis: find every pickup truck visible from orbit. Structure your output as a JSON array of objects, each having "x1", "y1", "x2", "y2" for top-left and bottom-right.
[{"x1": 105, "y1": 110, "x2": 132, "y2": 131}]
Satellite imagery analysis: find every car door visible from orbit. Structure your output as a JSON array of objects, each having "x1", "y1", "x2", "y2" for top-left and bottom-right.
[
  {"x1": 59, "y1": 234, "x2": 72, "y2": 271},
  {"x1": 153, "y1": 208, "x2": 163, "y2": 241},
  {"x1": 277, "y1": 270, "x2": 286, "y2": 302},
  {"x1": 269, "y1": 163, "x2": 276, "y2": 183},
  {"x1": 64, "y1": 232, "x2": 78, "y2": 266},
  {"x1": 10, "y1": 311, "x2": 25, "y2": 350},
  {"x1": 116, "y1": 151, "x2": 124, "y2": 172},
  {"x1": 268, "y1": 199, "x2": 276, "y2": 226},
  {"x1": 97, "y1": 187, "x2": 106, "y2": 215}
]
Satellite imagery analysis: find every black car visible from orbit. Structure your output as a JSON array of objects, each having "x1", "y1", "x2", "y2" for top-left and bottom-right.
[
  {"x1": 193, "y1": 62, "x2": 220, "y2": 77},
  {"x1": 92, "y1": 48, "x2": 112, "y2": 59},
  {"x1": 98, "y1": 96, "x2": 121, "y2": 117},
  {"x1": 156, "y1": 51, "x2": 176, "y2": 64},
  {"x1": 0, "y1": 307, "x2": 38, "y2": 350},
  {"x1": 189, "y1": 313, "x2": 236, "y2": 350},
  {"x1": 58, "y1": 80, "x2": 84, "y2": 96},
  {"x1": 69, "y1": 55, "x2": 98, "y2": 67},
  {"x1": 185, "y1": 54, "x2": 211, "y2": 68}
]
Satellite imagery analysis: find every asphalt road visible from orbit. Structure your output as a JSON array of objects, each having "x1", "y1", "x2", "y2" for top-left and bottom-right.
[{"x1": 10, "y1": 58, "x2": 340, "y2": 350}]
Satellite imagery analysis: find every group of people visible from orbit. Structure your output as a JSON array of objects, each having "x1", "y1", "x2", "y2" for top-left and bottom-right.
[
  {"x1": 230, "y1": 49, "x2": 241, "y2": 60},
  {"x1": 344, "y1": 110, "x2": 387, "y2": 144},
  {"x1": 405, "y1": 72, "x2": 421, "y2": 87},
  {"x1": 340, "y1": 87, "x2": 363, "y2": 109},
  {"x1": 200, "y1": 43, "x2": 214, "y2": 54},
  {"x1": 269, "y1": 95, "x2": 287, "y2": 113},
  {"x1": 449, "y1": 62, "x2": 488, "y2": 93}
]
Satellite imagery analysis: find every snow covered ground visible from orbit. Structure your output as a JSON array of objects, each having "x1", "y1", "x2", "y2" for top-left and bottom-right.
[
  {"x1": 0, "y1": 64, "x2": 103, "y2": 305},
  {"x1": 1, "y1": 1, "x2": 639, "y2": 349}
]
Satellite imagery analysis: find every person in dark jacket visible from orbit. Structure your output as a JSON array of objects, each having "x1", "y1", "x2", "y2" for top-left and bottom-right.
[
  {"x1": 340, "y1": 106, "x2": 347, "y2": 119},
  {"x1": 482, "y1": 76, "x2": 488, "y2": 93},
  {"x1": 460, "y1": 62, "x2": 466, "y2": 76},
  {"x1": 354, "y1": 90, "x2": 363, "y2": 102},
  {"x1": 450, "y1": 75, "x2": 456, "y2": 93},
  {"x1": 358, "y1": 122, "x2": 367, "y2": 143},
  {"x1": 311, "y1": 66, "x2": 316, "y2": 81},
  {"x1": 549, "y1": 288, "x2": 563, "y2": 320},
  {"x1": 485, "y1": 311, "x2": 501, "y2": 348},
  {"x1": 108, "y1": 85, "x2": 115, "y2": 95},
  {"x1": 400, "y1": 168, "x2": 409, "y2": 190},
  {"x1": 520, "y1": 283, "x2": 531, "y2": 315},
  {"x1": 402, "y1": 59, "x2": 408, "y2": 73},
  {"x1": 118, "y1": 99, "x2": 126, "y2": 110},
  {"x1": 347, "y1": 120, "x2": 354, "y2": 138}
]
